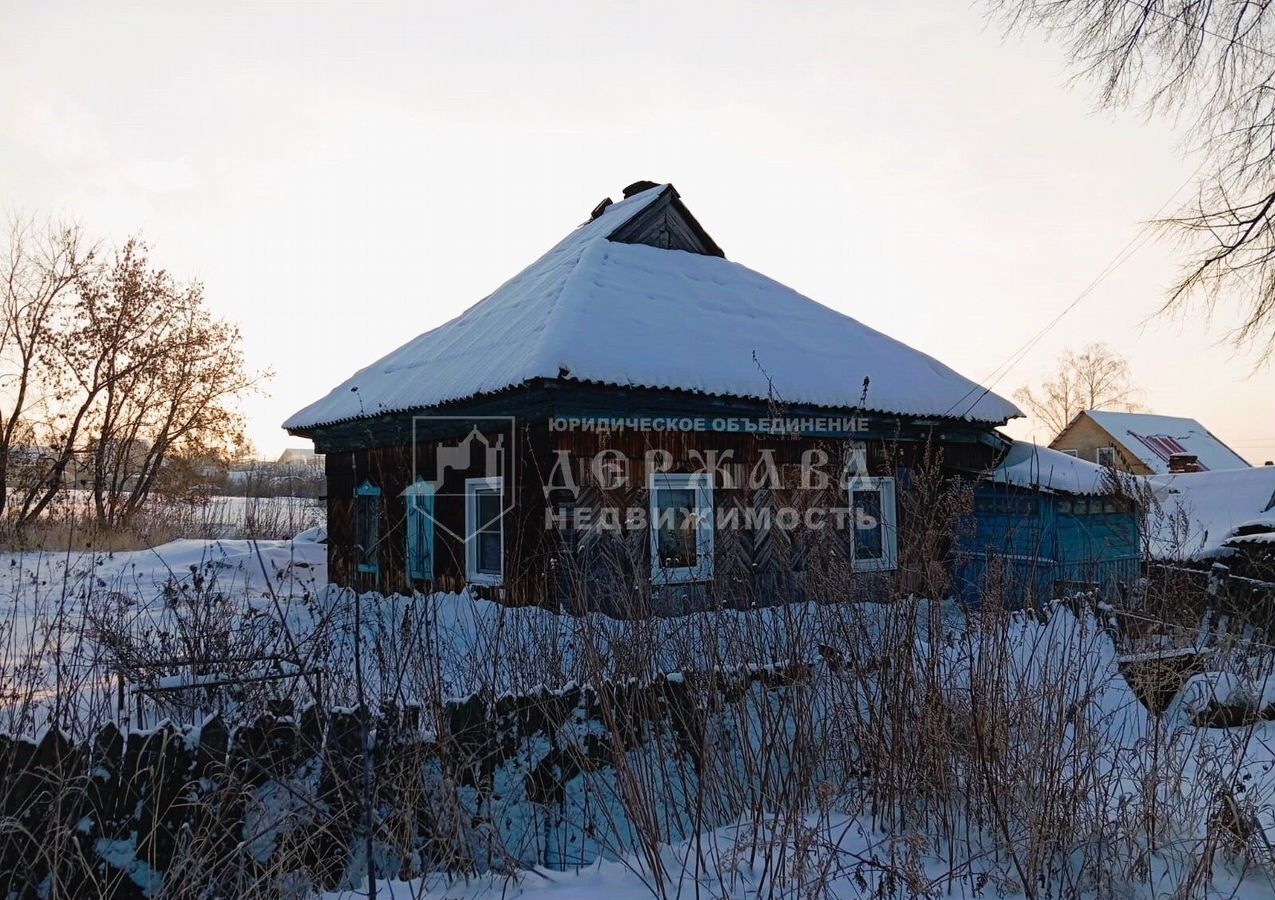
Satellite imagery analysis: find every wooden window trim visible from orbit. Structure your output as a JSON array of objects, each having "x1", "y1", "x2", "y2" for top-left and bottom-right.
[
  {"x1": 404, "y1": 479, "x2": 435, "y2": 582},
  {"x1": 355, "y1": 480, "x2": 381, "y2": 575}
]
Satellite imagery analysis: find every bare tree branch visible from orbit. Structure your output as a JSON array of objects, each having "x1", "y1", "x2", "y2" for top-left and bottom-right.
[
  {"x1": 995, "y1": 0, "x2": 1275, "y2": 358},
  {"x1": 1014, "y1": 342, "x2": 1143, "y2": 438}
]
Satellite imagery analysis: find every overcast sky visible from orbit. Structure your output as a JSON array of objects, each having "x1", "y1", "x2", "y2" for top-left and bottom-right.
[{"x1": 3, "y1": 1, "x2": 1272, "y2": 463}]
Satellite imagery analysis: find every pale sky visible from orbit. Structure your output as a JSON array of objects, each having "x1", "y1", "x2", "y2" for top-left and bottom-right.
[{"x1": 3, "y1": 1, "x2": 1272, "y2": 463}]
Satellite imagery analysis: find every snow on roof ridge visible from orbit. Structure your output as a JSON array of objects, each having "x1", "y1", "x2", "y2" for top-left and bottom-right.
[{"x1": 285, "y1": 185, "x2": 1022, "y2": 431}]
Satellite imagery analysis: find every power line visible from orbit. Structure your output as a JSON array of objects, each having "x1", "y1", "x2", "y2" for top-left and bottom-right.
[
  {"x1": 951, "y1": 0, "x2": 1275, "y2": 423},
  {"x1": 944, "y1": 160, "x2": 1204, "y2": 421},
  {"x1": 1121, "y1": 0, "x2": 1275, "y2": 63}
]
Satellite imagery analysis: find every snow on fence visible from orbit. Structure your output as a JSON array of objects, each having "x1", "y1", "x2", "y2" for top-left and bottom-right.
[{"x1": 0, "y1": 663, "x2": 811, "y2": 897}]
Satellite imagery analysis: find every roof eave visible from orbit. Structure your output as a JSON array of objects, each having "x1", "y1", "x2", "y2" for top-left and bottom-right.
[{"x1": 286, "y1": 375, "x2": 1017, "y2": 436}]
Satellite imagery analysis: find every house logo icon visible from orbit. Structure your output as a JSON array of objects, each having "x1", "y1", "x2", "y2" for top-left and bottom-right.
[
  {"x1": 410, "y1": 415, "x2": 517, "y2": 546},
  {"x1": 434, "y1": 426, "x2": 505, "y2": 486}
]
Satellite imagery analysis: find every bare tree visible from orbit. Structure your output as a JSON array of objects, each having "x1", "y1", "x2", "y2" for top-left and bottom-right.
[
  {"x1": 78, "y1": 240, "x2": 261, "y2": 529},
  {"x1": 995, "y1": 1, "x2": 1275, "y2": 356},
  {"x1": 0, "y1": 232, "x2": 261, "y2": 531},
  {"x1": 6, "y1": 239, "x2": 176, "y2": 526},
  {"x1": 0, "y1": 216, "x2": 97, "y2": 522},
  {"x1": 1014, "y1": 342, "x2": 1142, "y2": 438}
]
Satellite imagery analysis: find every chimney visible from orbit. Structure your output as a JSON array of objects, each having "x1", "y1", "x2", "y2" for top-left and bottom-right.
[
  {"x1": 1168, "y1": 453, "x2": 1202, "y2": 474},
  {"x1": 589, "y1": 197, "x2": 613, "y2": 220},
  {"x1": 622, "y1": 180, "x2": 659, "y2": 198}
]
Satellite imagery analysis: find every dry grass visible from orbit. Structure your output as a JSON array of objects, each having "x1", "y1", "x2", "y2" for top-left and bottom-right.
[
  {"x1": 1, "y1": 465, "x2": 1274, "y2": 898},
  {"x1": 0, "y1": 491, "x2": 323, "y2": 552}
]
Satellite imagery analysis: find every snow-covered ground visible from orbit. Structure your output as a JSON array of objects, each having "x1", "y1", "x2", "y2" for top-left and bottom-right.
[
  {"x1": 0, "y1": 534, "x2": 327, "y2": 638},
  {"x1": 304, "y1": 603, "x2": 1275, "y2": 900},
  {"x1": 321, "y1": 808, "x2": 1275, "y2": 900},
  {"x1": 0, "y1": 534, "x2": 327, "y2": 733},
  {"x1": 29, "y1": 490, "x2": 325, "y2": 539},
  {"x1": 5, "y1": 536, "x2": 1275, "y2": 898}
]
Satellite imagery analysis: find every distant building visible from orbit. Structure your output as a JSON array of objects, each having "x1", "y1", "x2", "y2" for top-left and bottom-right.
[
  {"x1": 1050, "y1": 411, "x2": 1249, "y2": 475},
  {"x1": 277, "y1": 447, "x2": 324, "y2": 467}
]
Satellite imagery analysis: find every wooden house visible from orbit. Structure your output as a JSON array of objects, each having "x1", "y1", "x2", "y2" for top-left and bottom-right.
[
  {"x1": 1050, "y1": 411, "x2": 1249, "y2": 474},
  {"x1": 284, "y1": 181, "x2": 1024, "y2": 612}
]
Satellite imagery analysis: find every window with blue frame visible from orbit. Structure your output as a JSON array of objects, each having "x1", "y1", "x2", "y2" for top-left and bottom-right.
[
  {"x1": 404, "y1": 479, "x2": 435, "y2": 581},
  {"x1": 355, "y1": 481, "x2": 381, "y2": 575}
]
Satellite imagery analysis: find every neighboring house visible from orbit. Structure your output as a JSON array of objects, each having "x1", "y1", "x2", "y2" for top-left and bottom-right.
[
  {"x1": 957, "y1": 443, "x2": 1140, "y2": 604},
  {"x1": 284, "y1": 181, "x2": 1023, "y2": 612},
  {"x1": 1050, "y1": 411, "x2": 1250, "y2": 475},
  {"x1": 277, "y1": 447, "x2": 324, "y2": 467}
]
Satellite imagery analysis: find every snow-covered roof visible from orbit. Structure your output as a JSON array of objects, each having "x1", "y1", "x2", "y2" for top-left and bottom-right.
[
  {"x1": 285, "y1": 184, "x2": 1022, "y2": 431},
  {"x1": 989, "y1": 441, "x2": 1118, "y2": 495},
  {"x1": 1146, "y1": 465, "x2": 1275, "y2": 559},
  {"x1": 1226, "y1": 528, "x2": 1275, "y2": 548},
  {"x1": 1083, "y1": 411, "x2": 1249, "y2": 474}
]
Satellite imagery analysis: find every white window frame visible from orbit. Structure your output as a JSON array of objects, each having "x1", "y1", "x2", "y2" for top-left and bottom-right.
[
  {"x1": 465, "y1": 476, "x2": 504, "y2": 586},
  {"x1": 1059, "y1": 448, "x2": 1079, "y2": 458},
  {"x1": 648, "y1": 472, "x2": 714, "y2": 584},
  {"x1": 847, "y1": 475, "x2": 898, "y2": 573},
  {"x1": 403, "y1": 479, "x2": 435, "y2": 582},
  {"x1": 1096, "y1": 446, "x2": 1117, "y2": 468}
]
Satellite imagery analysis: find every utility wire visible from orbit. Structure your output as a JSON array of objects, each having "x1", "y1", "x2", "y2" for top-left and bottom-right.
[
  {"x1": 1121, "y1": 0, "x2": 1275, "y2": 63},
  {"x1": 945, "y1": 158, "x2": 1207, "y2": 422},
  {"x1": 948, "y1": 0, "x2": 1275, "y2": 422}
]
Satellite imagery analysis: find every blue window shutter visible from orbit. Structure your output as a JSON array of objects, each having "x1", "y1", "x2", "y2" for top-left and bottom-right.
[
  {"x1": 355, "y1": 480, "x2": 381, "y2": 574},
  {"x1": 406, "y1": 482, "x2": 435, "y2": 581}
]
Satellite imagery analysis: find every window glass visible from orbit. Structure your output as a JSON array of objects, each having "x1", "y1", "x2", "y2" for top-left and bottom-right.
[
  {"x1": 466, "y1": 479, "x2": 504, "y2": 583},
  {"x1": 851, "y1": 487, "x2": 884, "y2": 560},
  {"x1": 476, "y1": 490, "x2": 502, "y2": 575},
  {"x1": 845, "y1": 476, "x2": 897, "y2": 572},
  {"x1": 648, "y1": 474, "x2": 713, "y2": 583},
  {"x1": 654, "y1": 487, "x2": 698, "y2": 569}
]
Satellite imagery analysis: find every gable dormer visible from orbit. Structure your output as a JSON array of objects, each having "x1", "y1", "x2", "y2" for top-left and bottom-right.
[{"x1": 606, "y1": 182, "x2": 725, "y2": 258}]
